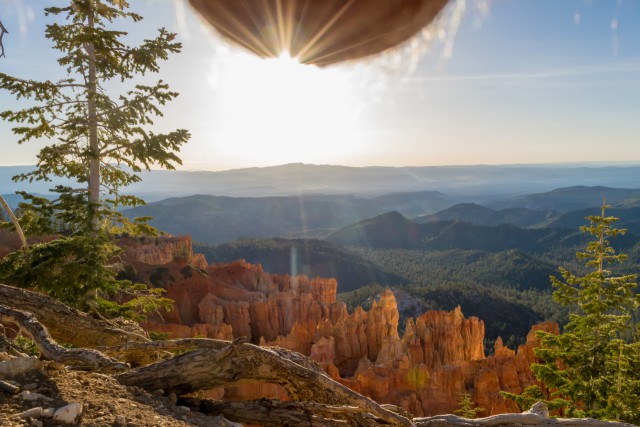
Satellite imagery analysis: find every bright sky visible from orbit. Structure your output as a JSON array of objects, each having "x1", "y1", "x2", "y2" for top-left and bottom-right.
[{"x1": 1, "y1": 0, "x2": 639, "y2": 171}]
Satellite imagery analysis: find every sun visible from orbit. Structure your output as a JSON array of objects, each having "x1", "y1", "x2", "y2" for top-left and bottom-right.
[{"x1": 207, "y1": 47, "x2": 366, "y2": 166}]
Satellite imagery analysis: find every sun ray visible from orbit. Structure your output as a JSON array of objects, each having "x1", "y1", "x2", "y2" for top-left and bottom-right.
[
  {"x1": 239, "y1": 0, "x2": 279, "y2": 57},
  {"x1": 295, "y1": 0, "x2": 357, "y2": 62}
]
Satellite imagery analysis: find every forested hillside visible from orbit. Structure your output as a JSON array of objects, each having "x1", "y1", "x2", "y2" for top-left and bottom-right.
[
  {"x1": 415, "y1": 203, "x2": 554, "y2": 227},
  {"x1": 200, "y1": 204, "x2": 640, "y2": 344},
  {"x1": 196, "y1": 238, "x2": 407, "y2": 292},
  {"x1": 124, "y1": 192, "x2": 456, "y2": 244}
]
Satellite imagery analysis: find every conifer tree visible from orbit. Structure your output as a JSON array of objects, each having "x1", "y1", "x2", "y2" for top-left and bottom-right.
[
  {"x1": 453, "y1": 392, "x2": 484, "y2": 419},
  {"x1": 0, "y1": 0, "x2": 189, "y2": 235},
  {"x1": 532, "y1": 203, "x2": 640, "y2": 423},
  {"x1": 0, "y1": 1, "x2": 188, "y2": 316}
]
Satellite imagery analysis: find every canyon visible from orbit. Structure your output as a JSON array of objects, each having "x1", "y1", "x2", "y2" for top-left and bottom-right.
[{"x1": 133, "y1": 236, "x2": 556, "y2": 417}]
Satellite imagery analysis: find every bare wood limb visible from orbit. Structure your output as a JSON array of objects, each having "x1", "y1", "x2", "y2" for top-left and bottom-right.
[
  {"x1": 0, "y1": 283, "x2": 149, "y2": 348},
  {"x1": 181, "y1": 398, "x2": 387, "y2": 427},
  {"x1": 0, "y1": 195, "x2": 27, "y2": 248},
  {"x1": 413, "y1": 413, "x2": 636, "y2": 427},
  {"x1": 97, "y1": 337, "x2": 228, "y2": 354},
  {"x1": 0, "y1": 303, "x2": 126, "y2": 371},
  {"x1": 116, "y1": 340, "x2": 414, "y2": 427},
  {"x1": 0, "y1": 20, "x2": 7, "y2": 58}
]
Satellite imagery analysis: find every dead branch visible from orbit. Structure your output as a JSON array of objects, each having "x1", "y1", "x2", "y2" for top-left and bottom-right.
[
  {"x1": 181, "y1": 398, "x2": 388, "y2": 427},
  {"x1": 116, "y1": 339, "x2": 414, "y2": 427},
  {"x1": 97, "y1": 337, "x2": 229, "y2": 355},
  {"x1": 413, "y1": 413, "x2": 636, "y2": 427},
  {"x1": 0, "y1": 303, "x2": 125, "y2": 371},
  {"x1": 0, "y1": 20, "x2": 7, "y2": 58},
  {"x1": 0, "y1": 283, "x2": 149, "y2": 348},
  {"x1": 0, "y1": 195, "x2": 26, "y2": 248}
]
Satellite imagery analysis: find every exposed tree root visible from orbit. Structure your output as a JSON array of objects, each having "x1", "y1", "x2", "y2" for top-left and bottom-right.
[
  {"x1": 0, "y1": 283, "x2": 148, "y2": 348},
  {"x1": 0, "y1": 303, "x2": 126, "y2": 371}
]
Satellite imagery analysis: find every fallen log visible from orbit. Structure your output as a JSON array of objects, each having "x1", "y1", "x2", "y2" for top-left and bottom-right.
[
  {"x1": 116, "y1": 339, "x2": 414, "y2": 427},
  {"x1": 414, "y1": 407, "x2": 636, "y2": 427},
  {"x1": 0, "y1": 283, "x2": 148, "y2": 348},
  {"x1": 181, "y1": 398, "x2": 381, "y2": 427}
]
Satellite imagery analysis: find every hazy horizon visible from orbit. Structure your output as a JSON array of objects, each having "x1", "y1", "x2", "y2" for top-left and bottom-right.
[{"x1": 3, "y1": 159, "x2": 640, "y2": 175}]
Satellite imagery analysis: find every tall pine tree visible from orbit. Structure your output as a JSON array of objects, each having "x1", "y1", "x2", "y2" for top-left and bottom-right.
[
  {"x1": 0, "y1": 1, "x2": 188, "y2": 316},
  {"x1": 532, "y1": 203, "x2": 640, "y2": 423}
]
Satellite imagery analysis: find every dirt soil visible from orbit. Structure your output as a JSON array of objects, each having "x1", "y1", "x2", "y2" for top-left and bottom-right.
[{"x1": 0, "y1": 357, "x2": 236, "y2": 427}]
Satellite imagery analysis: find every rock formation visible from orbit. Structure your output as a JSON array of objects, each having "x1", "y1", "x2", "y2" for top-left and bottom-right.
[
  {"x1": 135, "y1": 237, "x2": 556, "y2": 417},
  {"x1": 119, "y1": 234, "x2": 207, "y2": 268}
]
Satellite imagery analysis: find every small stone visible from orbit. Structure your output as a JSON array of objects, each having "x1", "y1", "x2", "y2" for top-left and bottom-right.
[
  {"x1": 52, "y1": 403, "x2": 83, "y2": 424},
  {"x1": 177, "y1": 406, "x2": 190, "y2": 412},
  {"x1": 22, "y1": 383, "x2": 38, "y2": 391},
  {"x1": 0, "y1": 356, "x2": 42, "y2": 378},
  {"x1": 16, "y1": 407, "x2": 43, "y2": 419},
  {"x1": 47, "y1": 362, "x2": 66, "y2": 371},
  {"x1": 0, "y1": 379, "x2": 20, "y2": 394},
  {"x1": 42, "y1": 408, "x2": 56, "y2": 417},
  {"x1": 20, "y1": 391, "x2": 53, "y2": 402},
  {"x1": 29, "y1": 419, "x2": 43, "y2": 427},
  {"x1": 167, "y1": 393, "x2": 177, "y2": 405},
  {"x1": 114, "y1": 415, "x2": 127, "y2": 426},
  {"x1": 152, "y1": 388, "x2": 164, "y2": 396}
]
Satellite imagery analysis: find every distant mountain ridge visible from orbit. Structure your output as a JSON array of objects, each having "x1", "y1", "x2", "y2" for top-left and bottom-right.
[
  {"x1": 415, "y1": 203, "x2": 554, "y2": 227},
  {"x1": 540, "y1": 206, "x2": 640, "y2": 235},
  {"x1": 123, "y1": 192, "x2": 456, "y2": 244},
  {"x1": 4, "y1": 163, "x2": 640, "y2": 201},
  {"x1": 326, "y1": 211, "x2": 598, "y2": 252},
  {"x1": 488, "y1": 186, "x2": 640, "y2": 212}
]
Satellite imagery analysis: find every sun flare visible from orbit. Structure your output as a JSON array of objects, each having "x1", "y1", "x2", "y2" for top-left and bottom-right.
[{"x1": 207, "y1": 47, "x2": 367, "y2": 166}]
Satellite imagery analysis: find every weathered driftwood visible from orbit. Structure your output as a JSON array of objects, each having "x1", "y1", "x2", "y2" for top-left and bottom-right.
[
  {"x1": 98, "y1": 337, "x2": 229, "y2": 353},
  {"x1": 180, "y1": 397, "x2": 412, "y2": 427},
  {"x1": 0, "y1": 303, "x2": 126, "y2": 370},
  {"x1": 0, "y1": 283, "x2": 148, "y2": 348},
  {"x1": 116, "y1": 339, "x2": 414, "y2": 427},
  {"x1": 413, "y1": 413, "x2": 636, "y2": 427}
]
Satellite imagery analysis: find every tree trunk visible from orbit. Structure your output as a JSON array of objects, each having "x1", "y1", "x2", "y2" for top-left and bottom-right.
[
  {"x1": 86, "y1": 2, "x2": 101, "y2": 235},
  {"x1": 0, "y1": 195, "x2": 27, "y2": 248}
]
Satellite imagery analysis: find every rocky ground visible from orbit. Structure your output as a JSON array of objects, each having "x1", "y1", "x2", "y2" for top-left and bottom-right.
[{"x1": 0, "y1": 352, "x2": 237, "y2": 427}]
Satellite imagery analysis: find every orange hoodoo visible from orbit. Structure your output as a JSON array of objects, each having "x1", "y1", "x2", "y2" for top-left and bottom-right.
[{"x1": 188, "y1": 0, "x2": 450, "y2": 66}]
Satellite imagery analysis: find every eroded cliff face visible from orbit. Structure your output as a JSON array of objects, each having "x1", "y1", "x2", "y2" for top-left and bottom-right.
[
  {"x1": 119, "y1": 235, "x2": 207, "y2": 268},
  {"x1": 136, "y1": 238, "x2": 555, "y2": 417}
]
